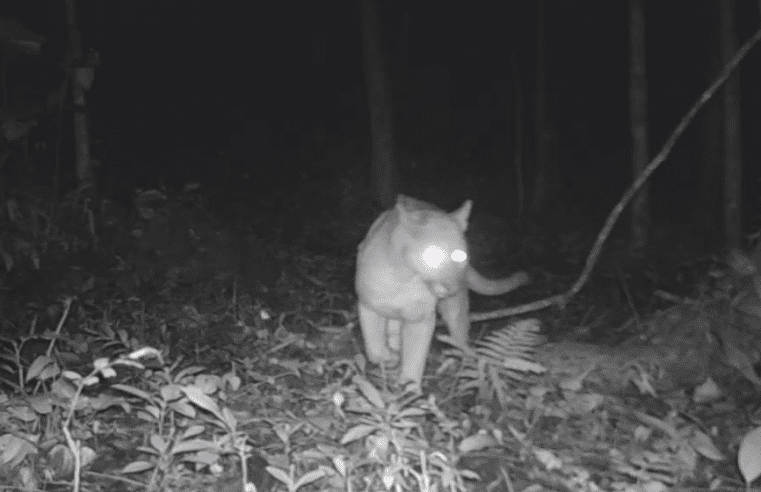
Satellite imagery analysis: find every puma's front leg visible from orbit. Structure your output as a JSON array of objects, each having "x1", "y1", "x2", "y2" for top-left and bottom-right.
[
  {"x1": 436, "y1": 291, "x2": 470, "y2": 349},
  {"x1": 358, "y1": 303, "x2": 393, "y2": 365},
  {"x1": 399, "y1": 314, "x2": 437, "y2": 386}
]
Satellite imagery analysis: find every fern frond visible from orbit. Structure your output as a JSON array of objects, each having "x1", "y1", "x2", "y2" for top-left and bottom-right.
[{"x1": 439, "y1": 319, "x2": 547, "y2": 406}]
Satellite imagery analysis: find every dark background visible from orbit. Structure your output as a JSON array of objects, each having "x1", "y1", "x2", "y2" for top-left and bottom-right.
[{"x1": 2, "y1": 0, "x2": 761, "y2": 248}]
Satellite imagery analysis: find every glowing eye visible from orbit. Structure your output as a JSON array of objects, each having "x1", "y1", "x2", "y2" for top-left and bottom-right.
[
  {"x1": 421, "y1": 246, "x2": 446, "y2": 269},
  {"x1": 451, "y1": 249, "x2": 467, "y2": 263}
]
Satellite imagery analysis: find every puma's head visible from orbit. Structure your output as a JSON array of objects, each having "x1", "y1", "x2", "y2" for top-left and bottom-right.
[{"x1": 396, "y1": 199, "x2": 472, "y2": 297}]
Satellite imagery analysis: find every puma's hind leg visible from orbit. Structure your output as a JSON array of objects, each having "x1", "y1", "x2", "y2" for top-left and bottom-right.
[{"x1": 436, "y1": 291, "x2": 470, "y2": 349}]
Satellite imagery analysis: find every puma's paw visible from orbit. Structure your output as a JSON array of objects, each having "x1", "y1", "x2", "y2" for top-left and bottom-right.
[
  {"x1": 365, "y1": 345, "x2": 396, "y2": 366},
  {"x1": 382, "y1": 353, "x2": 401, "y2": 370}
]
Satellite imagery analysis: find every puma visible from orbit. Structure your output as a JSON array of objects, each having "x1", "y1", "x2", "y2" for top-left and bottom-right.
[{"x1": 355, "y1": 195, "x2": 529, "y2": 388}]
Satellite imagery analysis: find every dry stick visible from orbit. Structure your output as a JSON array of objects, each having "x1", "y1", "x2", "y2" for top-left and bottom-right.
[{"x1": 471, "y1": 26, "x2": 761, "y2": 323}]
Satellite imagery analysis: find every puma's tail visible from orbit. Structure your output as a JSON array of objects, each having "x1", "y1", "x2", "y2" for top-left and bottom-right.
[{"x1": 466, "y1": 267, "x2": 530, "y2": 296}]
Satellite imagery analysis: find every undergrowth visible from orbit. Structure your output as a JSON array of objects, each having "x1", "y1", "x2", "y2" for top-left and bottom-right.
[{"x1": 0, "y1": 293, "x2": 529, "y2": 492}]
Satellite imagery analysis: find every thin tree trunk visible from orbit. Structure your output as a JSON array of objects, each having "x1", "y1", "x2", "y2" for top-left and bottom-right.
[
  {"x1": 395, "y1": 12, "x2": 411, "y2": 173},
  {"x1": 360, "y1": 0, "x2": 398, "y2": 208},
  {"x1": 697, "y1": 1, "x2": 722, "y2": 250},
  {"x1": 721, "y1": 0, "x2": 742, "y2": 250},
  {"x1": 531, "y1": 0, "x2": 547, "y2": 215},
  {"x1": 65, "y1": 0, "x2": 93, "y2": 188},
  {"x1": 628, "y1": 0, "x2": 650, "y2": 256},
  {"x1": 511, "y1": 52, "x2": 524, "y2": 220}
]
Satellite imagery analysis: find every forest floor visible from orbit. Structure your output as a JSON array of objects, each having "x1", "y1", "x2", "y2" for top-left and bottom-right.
[{"x1": 0, "y1": 166, "x2": 757, "y2": 492}]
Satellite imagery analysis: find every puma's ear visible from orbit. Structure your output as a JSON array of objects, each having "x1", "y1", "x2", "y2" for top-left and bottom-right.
[
  {"x1": 396, "y1": 199, "x2": 417, "y2": 227},
  {"x1": 395, "y1": 199, "x2": 408, "y2": 219},
  {"x1": 451, "y1": 200, "x2": 472, "y2": 230}
]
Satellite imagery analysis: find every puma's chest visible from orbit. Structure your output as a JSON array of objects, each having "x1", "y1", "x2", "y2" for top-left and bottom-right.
[
  {"x1": 355, "y1": 252, "x2": 440, "y2": 321},
  {"x1": 355, "y1": 195, "x2": 471, "y2": 320}
]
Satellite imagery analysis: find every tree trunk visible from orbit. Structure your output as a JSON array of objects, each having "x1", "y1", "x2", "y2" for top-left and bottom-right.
[
  {"x1": 697, "y1": 1, "x2": 722, "y2": 250},
  {"x1": 394, "y1": 12, "x2": 411, "y2": 174},
  {"x1": 531, "y1": 0, "x2": 548, "y2": 215},
  {"x1": 721, "y1": 0, "x2": 742, "y2": 250},
  {"x1": 628, "y1": 0, "x2": 650, "y2": 256},
  {"x1": 511, "y1": 52, "x2": 524, "y2": 220},
  {"x1": 360, "y1": 0, "x2": 398, "y2": 208},
  {"x1": 65, "y1": 0, "x2": 94, "y2": 188}
]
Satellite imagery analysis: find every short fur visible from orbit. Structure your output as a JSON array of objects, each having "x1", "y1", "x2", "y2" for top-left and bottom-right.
[{"x1": 355, "y1": 194, "x2": 529, "y2": 388}]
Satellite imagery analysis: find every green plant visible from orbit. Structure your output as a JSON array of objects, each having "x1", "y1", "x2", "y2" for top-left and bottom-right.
[
  {"x1": 442, "y1": 318, "x2": 546, "y2": 406},
  {"x1": 0, "y1": 311, "x2": 253, "y2": 492},
  {"x1": 112, "y1": 350, "x2": 255, "y2": 492},
  {"x1": 0, "y1": 306, "x2": 136, "y2": 492},
  {"x1": 339, "y1": 375, "x2": 482, "y2": 491}
]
